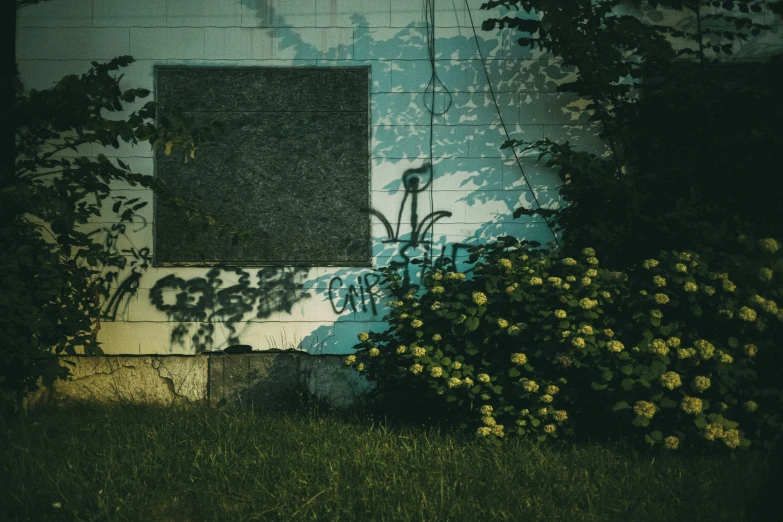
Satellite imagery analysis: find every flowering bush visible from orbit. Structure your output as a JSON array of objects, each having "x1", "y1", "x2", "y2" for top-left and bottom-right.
[{"x1": 347, "y1": 237, "x2": 783, "y2": 451}]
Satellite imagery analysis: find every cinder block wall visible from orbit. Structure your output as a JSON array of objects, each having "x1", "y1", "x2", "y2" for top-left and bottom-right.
[{"x1": 15, "y1": 1, "x2": 782, "y2": 356}]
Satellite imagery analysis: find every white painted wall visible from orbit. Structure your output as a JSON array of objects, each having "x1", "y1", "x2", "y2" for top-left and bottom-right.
[{"x1": 16, "y1": 0, "x2": 783, "y2": 355}]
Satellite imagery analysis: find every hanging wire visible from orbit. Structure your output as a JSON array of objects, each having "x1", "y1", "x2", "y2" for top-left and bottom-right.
[
  {"x1": 422, "y1": 0, "x2": 453, "y2": 266},
  {"x1": 463, "y1": 0, "x2": 563, "y2": 251}
]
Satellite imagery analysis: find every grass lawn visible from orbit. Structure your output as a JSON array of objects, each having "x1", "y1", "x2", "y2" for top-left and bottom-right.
[{"x1": 1, "y1": 401, "x2": 780, "y2": 522}]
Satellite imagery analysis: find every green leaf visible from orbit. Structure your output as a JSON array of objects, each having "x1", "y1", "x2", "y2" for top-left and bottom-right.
[
  {"x1": 523, "y1": 363, "x2": 534, "y2": 372},
  {"x1": 621, "y1": 378, "x2": 635, "y2": 391},
  {"x1": 492, "y1": 385, "x2": 503, "y2": 394},
  {"x1": 660, "y1": 397, "x2": 678, "y2": 409},
  {"x1": 621, "y1": 365, "x2": 634, "y2": 376},
  {"x1": 446, "y1": 395, "x2": 457, "y2": 402},
  {"x1": 508, "y1": 368, "x2": 521, "y2": 377},
  {"x1": 601, "y1": 370, "x2": 614, "y2": 382},
  {"x1": 466, "y1": 317, "x2": 480, "y2": 331},
  {"x1": 694, "y1": 417, "x2": 707, "y2": 429},
  {"x1": 591, "y1": 382, "x2": 608, "y2": 390},
  {"x1": 650, "y1": 430, "x2": 663, "y2": 441},
  {"x1": 612, "y1": 401, "x2": 631, "y2": 411}
]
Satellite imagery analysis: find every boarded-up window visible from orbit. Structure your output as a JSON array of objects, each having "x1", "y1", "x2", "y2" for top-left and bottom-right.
[{"x1": 154, "y1": 66, "x2": 371, "y2": 266}]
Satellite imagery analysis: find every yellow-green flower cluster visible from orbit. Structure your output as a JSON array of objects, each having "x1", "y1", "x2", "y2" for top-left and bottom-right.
[
  {"x1": 762, "y1": 300, "x2": 779, "y2": 315},
  {"x1": 557, "y1": 355, "x2": 573, "y2": 368},
  {"x1": 345, "y1": 355, "x2": 356, "y2": 366},
  {"x1": 554, "y1": 309, "x2": 567, "y2": 319},
  {"x1": 583, "y1": 247, "x2": 596, "y2": 256},
  {"x1": 547, "y1": 277, "x2": 563, "y2": 287},
  {"x1": 759, "y1": 237, "x2": 781, "y2": 253},
  {"x1": 463, "y1": 377, "x2": 474, "y2": 387},
  {"x1": 430, "y1": 301, "x2": 441, "y2": 311},
  {"x1": 546, "y1": 385, "x2": 560, "y2": 395},
  {"x1": 507, "y1": 325, "x2": 520, "y2": 336},
  {"x1": 738, "y1": 306, "x2": 757, "y2": 322},
  {"x1": 432, "y1": 286, "x2": 445, "y2": 294},
  {"x1": 396, "y1": 345, "x2": 407, "y2": 354},
  {"x1": 357, "y1": 332, "x2": 370, "y2": 342},
  {"x1": 643, "y1": 259, "x2": 660, "y2": 269},
  {"x1": 759, "y1": 267, "x2": 774, "y2": 282},
  {"x1": 521, "y1": 379, "x2": 539, "y2": 393},
  {"x1": 581, "y1": 277, "x2": 592, "y2": 286},
  {"x1": 553, "y1": 410, "x2": 568, "y2": 421},
  {"x1": 511, "y1": 353, "x2": 528, "y2": 365},
  {"x1": 704, "y1": 423, "x2": 724, "y2": 441},
  {"x1": 412, "y1": 346, "x2": 426, "y2": 357},
  {"x1": 477, "y1": 427, "x2": 491, "y2": 437},
  {"x1": 692, "y1": 376, "x2": 711, "y2": 392},
  {"x1": 478, "y1": 373, "x2": 491, "y2": 384},
  {"x1": 681, "y1": 396, "x2": 703, "y2": 415},
  {"x1": 498, "y1": 258, "x2": 513, "y2": 270},
  {"x1": 411, "y1": 319, "x2": 423, "y2": 328},
  {"x1": 505, "y1": 283, "x2": 518, "y2": 294},
  {"x1": 581, "y1": 325, "x2": 594, "y2": 335},
  {"x1": 579, "y1": 298, "x2": 598, "y2": 310},
  {"x1": 447, "y1": 377, "x2": 462, "y2": 388},
  {"x1": 539, "y1": 394, "x2": 553, "y2": 403},
  {"x1": 723, "y1": 279, "x2": 737, "y2": 292},
  {"x1": 492, "y1": 425, "x2": 505, "y2": 437},
  {"x1": 667, "y1": 337, "x2": 681, "y2": 348},
  {"x1": 543, "y1": 424, "x2": 556, "y2": 433},
  {"x1": 369, "y1": 348, "x2": 380, "y2": 357},
  {"x1": 586, "y1": 257, "x2": 599, "y2": 265},
  {"x1": 607, "y1": 340, "x2": 624, "y2": 353},
  {"x1": 356, "y1": 363, "x2": 365, "y2": 371},
  {"x1": 432, "y1": 333, "x2": 442, "y2": 342},
  {"x1": 651, "y1": 339, "x2": 669, "y2": 356},
  {"x1": 677, "y1": 347, "x2": 697, "y2": 359},
  {"x1": 702, "y1": 285, "x2": 716, "y2": 296},
  {"x1": 720, "y1": 352, "x2": 734, "y2": 364},
  {"x1": 694, "y1": 339, "x2": 715, "y2": 359},
  {"x1": 744, "y1": 344, "x2": 758, "y2": 356},
  {"x1": 481, "y1": 415, "x2": 496, "y2": 427},
  {"x1": 660, "y1": 371, "x2": 681, "y2": 390},
  {"x1": 586, "y1": 268, "x2": 598, "y2": 277},
  {"x1": 432, "y1": 271, "x2": 443, "y2": 281},
  {"x1": 674, "y1": 263, "x2": 687, "y2": 273},
  {"x1": 410, "y1": 363, "x2": 424, "y2": 374},
  {"x1": 480, "y1": 404, "x2": 494, "y2": 416},
  {"x1": 537, "y1": 407, "x2": 548, "y2": 415},
  {"x1": 722, "y1": 429, "x2": 741, "y2": 449},
  {"x1": 634, "y1": 401, "x2": 657, "y2": 419},
  {"x1": 744, "y1": 400, "x2": 758, "y2": 412},
  {"x1": 650, "y1": 309, "x2": 663, "y2": 319},
  {"x1": 452, "y1": 361, "x2": 462, "y2": 370},
  {"x1": 473, "y1": 292, "x2": 488, "y2": 306},
  {"x1": 562, "y1": 257, "x2": 577, "y2": 266},
  {"x1": 572, "y1": 337, "x2": 586, "y2": 349},
  {"x1": 683, "y1": 282, "x2": 698, "y2": 292},
  {"x1": 497, "y1": 318, "x2": 509, "y2": 329},
  {"x1": 664, "y1": 436, "x2": 679, "y2": 449},
  {"x1": 530, "y1": 277, "x2": 543, "y2": 285},
  {"x1": 653, "y1": 275, "x2": 666, "y2": 287},
  {"x1": 654, "y1": 293, "x2": 670, "y2": 305},
  {"x1": 446, "y1": 272, "x2": 466, "y2": 280},
  {"x1": 430, "y1": 366, "x2": 443, "y2": 378}
]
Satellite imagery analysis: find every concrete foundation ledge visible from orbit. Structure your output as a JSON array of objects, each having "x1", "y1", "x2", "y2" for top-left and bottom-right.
[{"x1": 23, "y1": 352, "x2": 370, "y2": 412}]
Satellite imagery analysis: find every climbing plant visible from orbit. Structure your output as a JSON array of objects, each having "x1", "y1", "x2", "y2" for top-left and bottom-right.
[
  {"x1": 482, "y1": 0, "x2": 783, "y2": 269},
  {"x1": 1, "y1": 52, "x2": 221, "y2": 415}
]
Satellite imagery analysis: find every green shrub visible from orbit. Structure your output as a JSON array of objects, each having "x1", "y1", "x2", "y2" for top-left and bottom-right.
[{"x1": 347, "y1": 237, "x2": 783, "y2": 451}]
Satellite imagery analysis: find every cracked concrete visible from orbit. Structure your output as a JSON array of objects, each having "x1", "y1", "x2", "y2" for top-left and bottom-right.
[
  {"x1": 23, "y1": 353, "x2": 370, "y2": 411},
  {"x1": 25, "y1": 355, "x2": 208, "y2": 408}
]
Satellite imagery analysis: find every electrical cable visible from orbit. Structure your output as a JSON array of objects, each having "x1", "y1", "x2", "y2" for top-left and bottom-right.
[
  {"x1": 423, "y1": 0, "x2": 453, "y2": 268},
  {"x1": 463, "y1": 0, "x2": 562, "y2": 251}
]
